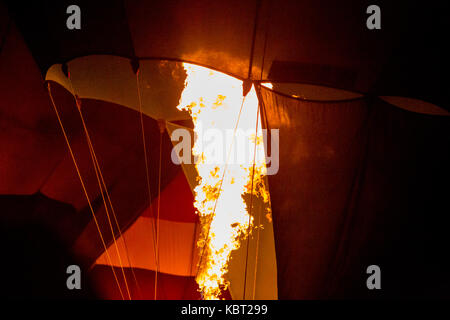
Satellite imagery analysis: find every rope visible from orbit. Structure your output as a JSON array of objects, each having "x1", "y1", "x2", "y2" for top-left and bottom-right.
[
  {"x1": 81, "y1": 134, "x2": 143, "y2": 298},
  {"x1": 47, "y1": 82, "x2": 125, "y2": 300},
  {"x1": 249, "y1": 0, "x2": 273, "y2": 300},
  {"x1": 65, "y1": 71, "x2": 134, "y2": 299},
  {"x1": 183, "y1": 219, "x2": 199, "y2": 299},
  {"x1": 242, "y1": 94, "x2": 261, "y2": 300},
  {"x1": 251, "y1": 196, "x2": 262, "y2": 300},
  {"x1": 86, "y1": 136, "x2": 143, "y2": 299},
  {"x1": 154, "y1": 127, "x2": 164, "y2": 300},
  {"x1": 135, "y1": 71, "x2": 159, "y2": 299},
  {"x1": 73, "y1": 97, "x2": 132, "y2": 300}
]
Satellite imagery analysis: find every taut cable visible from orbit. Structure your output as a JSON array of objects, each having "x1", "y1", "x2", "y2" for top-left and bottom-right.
[{"x1": 47, "y1": 82, "x2": 125, "y2": 300}]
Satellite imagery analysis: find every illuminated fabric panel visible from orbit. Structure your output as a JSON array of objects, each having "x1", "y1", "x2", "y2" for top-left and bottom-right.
[
  {"x1": 260, "y1": 86, "x2": 450, "y2": 298},
  {"x1": 95, "y1": 217, "x2": 200, "y2": 277}
]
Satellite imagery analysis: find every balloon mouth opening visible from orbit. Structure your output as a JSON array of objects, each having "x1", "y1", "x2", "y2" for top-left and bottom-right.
[
  {"x1": 45, "y1": 55, "x2": 366, "y2": 103},
  {"x1": 45, "y1": 55, "x2": 449, "y2": 119}
]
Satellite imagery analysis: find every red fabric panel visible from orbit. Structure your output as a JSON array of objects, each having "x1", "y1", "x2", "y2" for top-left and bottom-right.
[
  {"x1": 142, "y1": 170, "x2": 198, "y2": 223},
  {"x1": 0, "y1": 16, "x2": 64, "y2": 194},
  {"x1": 95, "y1": 216, "x2": 200, "y2": 276}
]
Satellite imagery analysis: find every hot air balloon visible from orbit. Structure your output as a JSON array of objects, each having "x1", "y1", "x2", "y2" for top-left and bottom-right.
[{"x1": 1, "y1": 0, "x2": 449, "y2": 299}]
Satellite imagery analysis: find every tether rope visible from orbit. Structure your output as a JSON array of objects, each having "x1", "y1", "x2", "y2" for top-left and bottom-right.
[
  {"x1": 154, "y1": 125, "x2": 164, "y2": 300},
  {"x1": 47, "y1": 82, "x2": 125, "y2": 300},
  {"x1": 182, "y1": 218, "x2": 199, "y2": 299},
  {"x1": 84, "y1": 134, "x2": 143, "y2": 299},
  {"x1": 73, "y1": 98, "x2": 132, "y2": 300},
  {"x1": 249, "y1": 0, "x2": 274, "y2": 300},
  {"x1": 135, "y1": 70, "x2": 160, "y2": 299},
  {"x1": 242, "y1": 94, "x2": 260, "y2": 300},
  {"x1": 66, "y1": 74, "x2": 133, "y2": 299}
]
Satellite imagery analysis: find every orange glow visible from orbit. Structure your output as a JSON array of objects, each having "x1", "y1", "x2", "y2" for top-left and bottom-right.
[{"x1": 177, "y1": 63, "x2": 270, "y2": 299}]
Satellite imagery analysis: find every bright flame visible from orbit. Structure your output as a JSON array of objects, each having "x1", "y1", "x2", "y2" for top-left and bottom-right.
[
  {"x1": 177, "y1": 63, "x2": 271, "y2": 300},
  {"x1": 261, "y1": 82, "x2": 273, "y2": 89}
]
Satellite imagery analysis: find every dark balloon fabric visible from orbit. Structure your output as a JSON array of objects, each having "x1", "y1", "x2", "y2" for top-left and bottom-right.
[
  {"x1": 260, "y1": 86, "x2": 450, "y2": 298},
  {"x1": 5, "y1": 0, "x2": 450, "y2": 108},
  {"x1": 0, "y1": 195, "x2": 97, "y2": 299}
]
